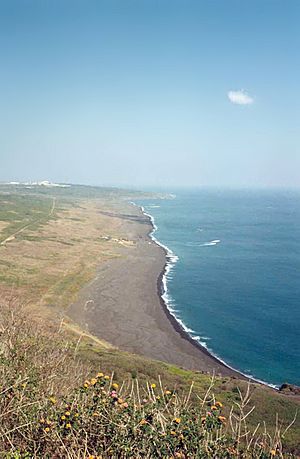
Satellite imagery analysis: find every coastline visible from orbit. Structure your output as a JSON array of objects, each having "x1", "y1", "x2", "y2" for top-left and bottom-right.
[
  {"x1": 138, "y1": 203, "x2": 281, "y2": 388},
  {"x1": 67, "y1": 199, "x2": 247, "y2": 380},
  {"x1": 137, "y1": 203, "x2": 251, "y2": 382}
]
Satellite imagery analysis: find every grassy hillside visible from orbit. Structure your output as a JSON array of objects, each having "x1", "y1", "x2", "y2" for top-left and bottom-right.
[{"x1": 0, "y1": 301, "x2": 299, "y2": 458}]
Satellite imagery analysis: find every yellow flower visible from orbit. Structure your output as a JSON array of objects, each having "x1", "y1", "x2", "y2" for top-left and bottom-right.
[
  {"x1": 174, "y1": 417, "x2": 181, "y2": 424},
  {"x1": 104, "y1": 375, "x2": 110, "y2": 380},
  {"x1": 84, "y1": 380, "x2": 90, "y2": 386},
  {"x1": 40, "y1": 418, "x2": 45, "y2": 424},
  {"x1": 84, "y1": 383, "x2": 89, "y2": 388},
  {"x1": 97, "y1": 372, "x2": 104, "y2": 378},
  {"x1": 75, "y1": 413, "x2": 79, "y2": 418},
  {"x1": 215, "y1": 401, "x2": 223, "y2": 408},
  {"x1": 270, "y1": 450, "x2": 276, "y2": 457},
  {"x1": 151, "y1": 383, "x2": 156, "y2": 389},
  {"x1": 218, "y1": 415, "x2": 226, "y2": 423},
  {"x1": 66, "y1": 423, "x2": 71, "y2": 429},
  {"x1": 170, "y1": 430, "x2": 176, "y2": 436},
  {"x1": 156, "y1": 395, "x2": 161, "y2": 400},
  {"x1": 21, "y1": 382, "x2": 27, "y2": 388},
  {"x1": 165, "y1": 390, "x2": 171, "y2": 395},
  {"x1": 90, "y1": 378, "x2": 97, "y2": 386},
  {"x1": 93, "y1": 412, "x2": 99, "y2": 417},
  {"x1": 49, "y1": 397, "x2": 57, "y2": 404},
  {"x1": 211, "y1": 405, "x2": 217, "y2": 411},
  {"x1": 88, "y1": 456, "x2": 95, "y2": 459},
  {"x1": 61, "y1": 415, "x2": 66, "y2": 420},
  {"x1": 140, "y1": 419, "x2": 147, "y2": 425},
  {"x1": 45, "y1": 419, "x2": 51, "y2": 425},
  {"x1": 44, "y1": 427, "x2": 50, "y2": 433},
  {"x1": 65, "y1": 411, "x2": 71, "y2": 416},
  {"x1": 112, "y1": 383, "x2": 119, "y2": 390}
]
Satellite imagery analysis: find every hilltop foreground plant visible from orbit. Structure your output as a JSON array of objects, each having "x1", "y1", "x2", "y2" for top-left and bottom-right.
[{"x1": 0, "y1": 301, "x2": 296, "y2": 458}]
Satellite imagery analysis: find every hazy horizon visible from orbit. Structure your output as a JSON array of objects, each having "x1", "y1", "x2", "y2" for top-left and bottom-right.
[
  {"x1": 4, "y1": 180, "x2": 300, "y2": 194},
  {"x1": 1, "y1": 1, "x2": 299, "y2": 188}
]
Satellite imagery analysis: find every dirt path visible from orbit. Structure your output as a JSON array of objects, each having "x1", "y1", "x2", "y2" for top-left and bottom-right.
[{"x1": 0, "y1": 197, "x2": 56, "y2": 246}]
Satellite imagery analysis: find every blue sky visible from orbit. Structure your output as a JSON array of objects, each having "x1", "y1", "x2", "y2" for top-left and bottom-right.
[{"x1": 1, "y1": 0, "x2": 299, "y2": 188}]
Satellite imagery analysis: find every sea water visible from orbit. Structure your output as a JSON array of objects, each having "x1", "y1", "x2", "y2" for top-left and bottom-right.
[{"x1": 136, "y1": 188, "x2": 300, "y2": 387}]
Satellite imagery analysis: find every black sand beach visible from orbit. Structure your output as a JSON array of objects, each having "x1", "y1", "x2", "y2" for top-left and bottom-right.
[{"x1": 67, "y1": 202, "x2": 245, "y2": 379}]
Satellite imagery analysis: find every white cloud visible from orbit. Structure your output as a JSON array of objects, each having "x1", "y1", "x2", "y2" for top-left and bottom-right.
[{"x1": 227, "y1": 90, "x2": 254, "y2": 105}]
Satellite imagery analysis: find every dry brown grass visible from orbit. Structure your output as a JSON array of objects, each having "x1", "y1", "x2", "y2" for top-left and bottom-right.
[
  {"x1": 0, "y1": 197, "x2": 136, "y2": 313},
  {"x1": 0, "y1": 300, "x2": 297, "y2": 458}
]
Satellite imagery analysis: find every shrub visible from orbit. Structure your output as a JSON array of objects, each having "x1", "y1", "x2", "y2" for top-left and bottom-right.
[{"x1": 0, "y1": 301, "x2": 296, "y2": 458}]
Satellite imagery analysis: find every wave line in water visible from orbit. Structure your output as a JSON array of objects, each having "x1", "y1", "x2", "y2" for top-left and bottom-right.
[
  {"x1": 200, "y1": 239, "x2": 221, "y2": 247},
  {"x1": 131, "y1": 202, "x2": 277, "y2": 389}
]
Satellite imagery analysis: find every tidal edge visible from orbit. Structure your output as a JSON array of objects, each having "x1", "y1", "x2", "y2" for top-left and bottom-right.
[{"x1": 138, "y1": 203, "x2": 273, "y2": 386}]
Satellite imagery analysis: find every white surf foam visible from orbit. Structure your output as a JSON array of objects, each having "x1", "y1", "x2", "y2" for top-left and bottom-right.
[
  {"x1": 200, "y1": 239, "x2": 221, "y2": 247},
  {"x1": 130, "y1": 202, "x2": 278, "y2": 390}
]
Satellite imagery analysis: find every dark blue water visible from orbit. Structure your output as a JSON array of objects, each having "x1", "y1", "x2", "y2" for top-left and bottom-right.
[{"x1": 137, "y1": 189, "x2": 300, "y2": 386}]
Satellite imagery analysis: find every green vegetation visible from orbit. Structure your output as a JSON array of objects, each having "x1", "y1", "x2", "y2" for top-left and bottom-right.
[
  {"x1": 0, "y1": 184, "x2": 299, "y2": 457},
  {"x1": 0, "y1": 182, "x2": 158, "y2": 201},
  {"x1": 43, "y1": 263, "x2": 94, "y2": 307},
  {"x1": 0, "y1": 193, "x2": 56, "y2": 244},
  {"x1": 0, "y1": 182, "x2": 150, "y2": 237},
  {"x1": 0, "y1": 184, "x2": 140, "y2": 307},
  {"x1": 0, "y1": 302, "x2": 299, "y2": 458},
  {"x1": 0, "y1": 183, "x2": 159, "y2": 306}
]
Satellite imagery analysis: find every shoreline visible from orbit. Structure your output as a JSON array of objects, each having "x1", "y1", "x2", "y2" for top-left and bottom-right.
[
  {"x1": 133, "y1": 202, "x2": 249, "y2": 381},
  {"x1": 137, "y1": 203, "x2": 277, "y2": 388},
  {"x1": 67, "y1": 199, "x2": 254, "y2": 381}
]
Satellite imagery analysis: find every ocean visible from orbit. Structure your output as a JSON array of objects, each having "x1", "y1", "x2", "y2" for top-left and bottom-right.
[{"x1": 136, "y1": 189, "x2": 300, "y2": 387}]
